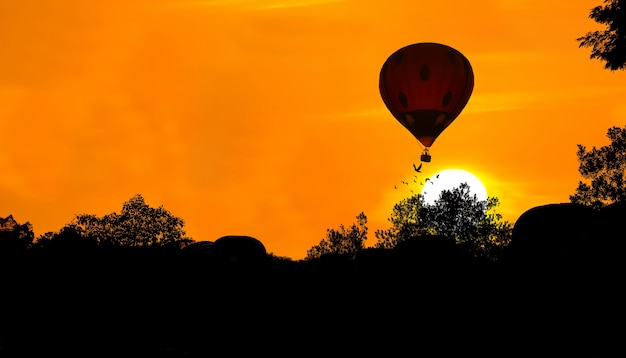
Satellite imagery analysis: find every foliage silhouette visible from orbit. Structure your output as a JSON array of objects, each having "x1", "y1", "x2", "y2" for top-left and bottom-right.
[
  {"x1": 423, "y1": 183, "x2": 512, "y2": 260},
  {"x1": 375, "y1": 183, "x2": 512, "y2": 261},
  {"x1": 374, "y1": 194, "x2": 434, "y2": 249},
  {"x1": 577, "y1": 0, "x2": 626, "y2": 70},
  {"x1": 69, "y1": 194, "x2": 193, "y2": 248},
  {"x1": 305, "y1": 212, "x2": 367, "y2": 260},
  {"x1": 31, "y1": 226, "x2": 99, "y2": 257},
  {"x1": 0, "y1": 215, "x2": 34, "y2": 256},
  {"x1": 570, "y1": 125, "x2": 626, "y2": 209}
]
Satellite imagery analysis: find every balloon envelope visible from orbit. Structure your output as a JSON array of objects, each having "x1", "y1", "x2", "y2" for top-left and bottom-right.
[{"x1": 379, "y1": 42, "x2": 474, "y2": 148}]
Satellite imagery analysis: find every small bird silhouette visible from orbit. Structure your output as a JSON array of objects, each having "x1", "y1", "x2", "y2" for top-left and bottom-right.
[{"x1": 413, "y1": 163, "x2": 422, "y2": 172}]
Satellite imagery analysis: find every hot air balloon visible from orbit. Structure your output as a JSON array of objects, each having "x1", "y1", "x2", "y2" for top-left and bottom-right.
[{"x1": 379, "y1": 42, "x2": 474, "y2": 162}]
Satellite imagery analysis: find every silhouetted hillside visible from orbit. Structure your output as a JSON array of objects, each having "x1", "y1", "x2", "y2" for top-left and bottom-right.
[{"x1": 1, "y1": 205, "x2": 624, "y2": 356}]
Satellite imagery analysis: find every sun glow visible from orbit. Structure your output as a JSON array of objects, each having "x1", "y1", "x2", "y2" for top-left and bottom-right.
[{"x1": 421, "y1": 169, "x2": 488, "y2": 205}]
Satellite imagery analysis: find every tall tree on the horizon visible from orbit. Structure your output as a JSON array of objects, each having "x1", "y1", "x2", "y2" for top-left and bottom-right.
[
  {"x1": 70, "y1": 194, "x2": 193, "y2": 248},
  {"x1": 570, "y1": 125, "x2": 626, "y2": 209},
  {"x1": 577, "y1": 0, "x2": 626, "y2": 70}
]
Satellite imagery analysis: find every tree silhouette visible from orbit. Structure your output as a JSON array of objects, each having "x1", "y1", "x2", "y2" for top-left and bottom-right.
[
  {"x1": 375, "y1": 183, "x2": 512, "y2": 260},
  {"x1": 306, "y1": 212, "x2": 367, "y2": 260},
  {"x1": 31, "y1": 226, "x2": 98, "y2": 254},
  {"x1": 374, "y1": 195, "x2": 434, "y2": 249},
  {"x1": 0, "y1": 215, "x2": 34, "y2": 255},
  {"x1": 570, "y1": 125, "x2": 626, "y2": 209},
  {"x1": 424, "y1": 183, "x2": 512, "y2": 260},
  {"x1": 71, "y1": 194, "x2": 193, "y2": 248},
  {"x1": 577, "y1": 0, "x2": 626, "y2": 70}
]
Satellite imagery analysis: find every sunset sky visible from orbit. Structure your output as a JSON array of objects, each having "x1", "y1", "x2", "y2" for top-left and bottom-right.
[{"x1": 1, "y1": 0, "x2": 625, "y2": 260}]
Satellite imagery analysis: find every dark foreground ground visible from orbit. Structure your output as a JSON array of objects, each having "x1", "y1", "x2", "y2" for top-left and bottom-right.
[{"x1": 0, "y1": 248, "x2": 624, "y2": 357}]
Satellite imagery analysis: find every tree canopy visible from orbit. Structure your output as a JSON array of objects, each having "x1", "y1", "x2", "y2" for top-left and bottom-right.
[
  {"x1": 375, "y1": 183, "x2": 512, "y2": 261},
  {"x1": 70, "y1": 194, "x2": 193, "y2": 248},
  {"x1": 307, "y1": 182, "x2": 512, "y2": 262},
  {"x1": 373, "y1": 194, "x2": 434, "y2": 250},
  {"x1": 0, "y1": 215, "x2": 34, "y2": 255},
  {"x1": 577, "y1": 0, "x2": 626, "y2": 70},
  {"x1": 306, "y1": 212, "x2": 367, "y2": 260},
  {"x1": 570, "y1": 125, "x2": 626, "y2": 209}
]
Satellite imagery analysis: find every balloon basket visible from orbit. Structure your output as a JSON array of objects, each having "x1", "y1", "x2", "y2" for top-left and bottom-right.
[{"x1": 420, "y1": 150, "x2": 431, "y2": 163}]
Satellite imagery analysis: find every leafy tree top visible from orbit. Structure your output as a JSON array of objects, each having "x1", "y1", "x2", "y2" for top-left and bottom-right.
[
  {"x1": 306, "y1": 212, "x2": 367, "y2": 260},
  {"x1": 577, "y1": 0, "x2": 626, "y2": 70},
  {"x1": 570, "y1": 125, "x2": 626, "y2": 209},
  {"x1": 0, "y1": 215, "x2": 34, "y2": 254},
  {"x1": 71, "y1": 194, "x2": 193, "y2": 248},
  {"x1": 375, "y1": 183, "x2": 512, "y2": 261}
]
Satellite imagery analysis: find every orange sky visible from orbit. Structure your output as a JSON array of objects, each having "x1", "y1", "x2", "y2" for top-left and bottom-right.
[{"x1": 1, "y1": 0, "x2": 625, "y2": 260}]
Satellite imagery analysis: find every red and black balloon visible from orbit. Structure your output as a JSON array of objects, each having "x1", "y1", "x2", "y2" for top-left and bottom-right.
[{"x1": 379, "y1": 42, "x2": 474, "y2": 159}]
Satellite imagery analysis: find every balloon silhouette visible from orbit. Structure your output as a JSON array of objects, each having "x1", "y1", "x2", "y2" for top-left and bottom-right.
[{"x1": 379, "y1": 42, "x2": 474, "y2": 162}]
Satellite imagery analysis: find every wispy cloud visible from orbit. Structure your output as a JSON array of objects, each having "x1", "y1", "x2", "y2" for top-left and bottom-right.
[
  {"x1": 314, "y1": 107, "x2": 390, "y2": 121},
  {"x1": 466, "y1": 83, "x2": 626, "y2": 115},
  {"x1": 470, "y1": 50, "x2": 554, "y2": 65},
  {"x1": 464, "y1": 92, "x2": 524, "y2": 114},
  {"x1": 262, "y1": 0, "x2": 347, "y2": 9},
  {"x1": 166, "y1": 0, "x2": 346, "y2": 9}
]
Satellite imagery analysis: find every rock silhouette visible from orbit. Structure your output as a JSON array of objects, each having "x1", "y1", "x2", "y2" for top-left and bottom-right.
[
  {"x1": 207, "y1": 235, "x2": 268, "y2": 265},
  {"x1": 506, "y1": 202, "x2": 598, "y2": 266}
]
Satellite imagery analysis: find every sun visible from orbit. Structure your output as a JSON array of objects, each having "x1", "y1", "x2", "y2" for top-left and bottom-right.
[{"x1": 421, "y1": 169, "x2": 488, "y2": 205}]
